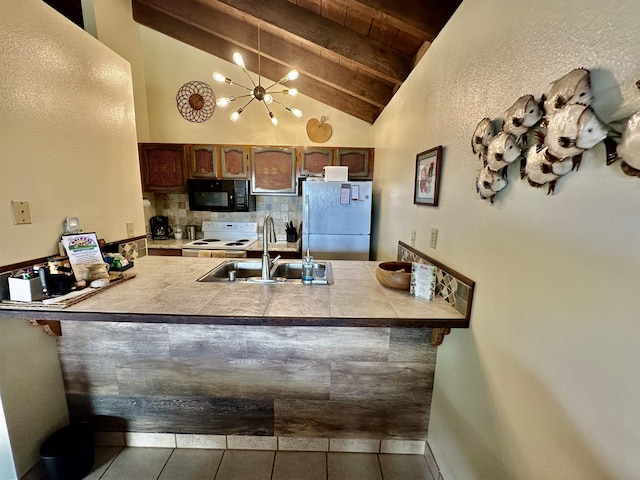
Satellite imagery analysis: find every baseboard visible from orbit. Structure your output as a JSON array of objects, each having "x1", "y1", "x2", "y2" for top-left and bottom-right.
[
  {"x1": 95, "y1": 432, "x2": 426, "y2": 454},
  {"x1": 424, "y1": 441, "x2": 443, "y2": 480}
]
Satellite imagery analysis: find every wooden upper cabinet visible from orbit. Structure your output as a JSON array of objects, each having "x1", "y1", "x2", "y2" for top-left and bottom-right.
[
  {"x1": 337, "y1": 148, "x2": 374, "y2": 179},
  {"x1": 220, "y1": 146, "x2": 248, "y2": 179},
  {"x1": 188, "y1": 145, "x2": 218, "y2": 178},
  {"x1": 250, "y1": 147, "x2": 298, "y2": 195},
  {"x1": 299, "y1": 147, "x2": 334, "y2": 177},
  {"x1": 139, "y1": 144, "x2": 187, "y2": 192}
]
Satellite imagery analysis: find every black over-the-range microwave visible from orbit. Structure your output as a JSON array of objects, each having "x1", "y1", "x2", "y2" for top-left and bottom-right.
[{"x1": 187, "y1": 179, "x2": 256, "y2": 212}]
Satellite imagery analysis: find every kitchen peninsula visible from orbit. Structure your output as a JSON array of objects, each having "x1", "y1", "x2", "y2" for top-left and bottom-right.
[{"x1": 0, "y1": 246, "x2": 473, "y2": 442}]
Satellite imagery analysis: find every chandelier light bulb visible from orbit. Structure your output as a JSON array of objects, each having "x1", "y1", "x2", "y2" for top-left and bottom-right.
[
  {"x1": 216, "y1": 97, "x2": 233, "y2": 107},
  {"x1": 264, "y1": 94, "x2": 273, "y2": 104},
  {"x1": 230, "y1": 109, "x2": 242, "y2": 121},
  {"x1": 291, "y1": 108, "x2": 303, "y2": 118},
  {"x1": 212, "y1": 72, "x2": 226, "y2": 83},
  {"x1": 286, "y1": 70, "x2": 299, "y2": 82},
  {"x1": 285, "y1": 88, "x2": 298, "y2": 96},
  {"x1": 269, "y1": 112, "x2": 278, "y2": 126},
  {"x1": 232, "y1": 52, "x2": 245, "y2": 68}
]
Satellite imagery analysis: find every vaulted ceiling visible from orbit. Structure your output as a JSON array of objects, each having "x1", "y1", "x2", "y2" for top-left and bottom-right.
[{"x1": 130, "y1": 0, "x2": 462, "y2": 124}]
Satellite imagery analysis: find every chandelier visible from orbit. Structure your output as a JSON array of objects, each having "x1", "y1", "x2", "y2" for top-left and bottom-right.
[{"x1": 212, "y1": 26, "x2": 303, "y2": 126}]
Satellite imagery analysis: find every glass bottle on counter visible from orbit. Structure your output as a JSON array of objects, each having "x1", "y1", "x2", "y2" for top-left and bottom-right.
[{"x1": 302, "y1": 249, "x2": 314, "y2": 284}]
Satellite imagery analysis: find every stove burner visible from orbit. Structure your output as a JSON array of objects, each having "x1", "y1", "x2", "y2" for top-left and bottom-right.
[
  {"x1": 202, "y1": 238, "x2": 221, "y2": 242},
  {"x1": 225, "y1": 242, "x2": 244, "y2": 246},
  {"x1": 192, "y1": 241, "x2": 208, "y2": 245},
  {"x1": 236, "y1": 239, "x2": 249, "y2": 243}
]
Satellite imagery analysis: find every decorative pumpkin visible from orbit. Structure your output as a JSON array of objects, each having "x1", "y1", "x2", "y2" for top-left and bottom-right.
[{"x1": 306, "y1": 116, "x2": 333, "y2": 143}]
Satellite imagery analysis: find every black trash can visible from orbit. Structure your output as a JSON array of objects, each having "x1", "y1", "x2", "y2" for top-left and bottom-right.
[{"x1": 39, "y1": 422, "x2": 94, "y2": 480}]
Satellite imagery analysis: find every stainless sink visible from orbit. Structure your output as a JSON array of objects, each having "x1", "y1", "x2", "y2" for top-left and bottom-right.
[
  {"x1": 197, "y1": 260, "x2": 333, "y2": 284},
  {"x1": 197, "y1": 261, "x2": 263, "y2": 282}
]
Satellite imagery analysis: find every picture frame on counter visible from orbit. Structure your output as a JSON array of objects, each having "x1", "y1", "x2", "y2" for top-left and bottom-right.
[{"x1": 414, "y1": 145, "x2": 443, "y2": 207}]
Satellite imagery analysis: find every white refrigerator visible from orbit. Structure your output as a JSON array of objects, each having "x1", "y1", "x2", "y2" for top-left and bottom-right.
[{"x1": 302, "y1": 180, "x2": 372, "y2": 260}]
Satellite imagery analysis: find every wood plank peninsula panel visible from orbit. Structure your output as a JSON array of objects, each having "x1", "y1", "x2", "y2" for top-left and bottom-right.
[{"x1": 57, "y1": 322, "x2": 436, "y2": 439}]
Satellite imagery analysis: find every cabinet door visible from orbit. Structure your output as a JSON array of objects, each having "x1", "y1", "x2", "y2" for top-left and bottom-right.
[
  {"x1": 139, "y1": 144, "x2": 187, "y2": 192},
  {"x1": 220, "y1": 146, "x2": 248, "y2": 179},
  {"x1": 337, "y1": 148, "x2": 373, "y2": 179},
  {"x1": 188, "y1": 145, "x2": 218, "y2": 178},
  {"x1": 299, "y1": 147, "x2": 334, "y2": 176},
  {"x1": 250, "y1": 147, "x2": 297, "y2": 195}
]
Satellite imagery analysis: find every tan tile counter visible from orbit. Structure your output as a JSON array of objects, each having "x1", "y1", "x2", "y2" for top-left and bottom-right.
[{"x1": 0, "y1": 256, "x2": 467, "y2": 329}]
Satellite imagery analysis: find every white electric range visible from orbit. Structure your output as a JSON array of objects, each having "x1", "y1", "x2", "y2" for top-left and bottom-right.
[{"x1": 181, "y1": 221, "x2": 258, "y2": 257}]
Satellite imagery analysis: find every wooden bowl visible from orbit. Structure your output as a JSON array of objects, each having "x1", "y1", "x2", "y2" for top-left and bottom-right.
[{"x1": 376, "y1": 261, "x2": 412, "y2": 290}]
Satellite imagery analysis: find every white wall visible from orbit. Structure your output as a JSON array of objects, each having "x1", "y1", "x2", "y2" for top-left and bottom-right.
[
  {"x1": 86, "y1": 0, "x2": 372, "y2": 147},
  {"x1": 0, "y1": 0, "x2": 145, "y2": 267},
  {"x1": 372, "y1": 1, "x2": 640, "y2": 479},
  {"x1": 0, "y1": 0, "x2": 145, "y2": 476},
  {"x1": 137, "y1": 26, "x2": 372, "y2": 147}
]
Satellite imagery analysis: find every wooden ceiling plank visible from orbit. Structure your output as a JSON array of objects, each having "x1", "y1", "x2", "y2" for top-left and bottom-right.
[
  {"x1": 338, "y1": 0, "x2": 461, "y2": 41},
  {"x1": 321, "y1": 0, "x2": 347, "y2": 25},
  {"x1": 211, "y1": 0, "x2": 412, "y2": 83},
  {"x1": 369, "y1": 18, "x2": 398, "y2": 46},
  {"x1": 344, "y1": 6, "x2": 372, "y2": 36},
  {"x1": 132, "y1": 1, "x2": 380, "y2": 123},
  {"x1": 133, "y1": 0, "x2": 392, "y2": 108}
]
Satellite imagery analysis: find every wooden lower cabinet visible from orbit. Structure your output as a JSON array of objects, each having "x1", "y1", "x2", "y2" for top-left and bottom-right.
[{"x1": 148, "y1": 248, "x2": 182, "y2": 256}]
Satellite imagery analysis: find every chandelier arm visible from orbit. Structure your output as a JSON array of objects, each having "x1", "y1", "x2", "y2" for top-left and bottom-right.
[
  {"x1": 239, "y1": 97, "x2": 256, "y2": 111},
  {"x1": 229, "y1": 81, "x2": 254, "y2": 92},
  {"x1": 240, "y1": 67, "x2": 257, "y2": 89},
  {"x1": 264, "y1": 80, "x2": 284, "y2": 91}
]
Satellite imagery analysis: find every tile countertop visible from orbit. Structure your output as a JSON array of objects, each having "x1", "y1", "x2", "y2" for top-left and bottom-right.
[{"x1": 0, "y1": 256, "x2": 467, "y2": 329}]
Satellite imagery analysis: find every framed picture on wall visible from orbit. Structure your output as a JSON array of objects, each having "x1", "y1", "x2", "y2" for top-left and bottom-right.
[{"x1": 414, "y1": 145, "x2": 443, "y2": 206}]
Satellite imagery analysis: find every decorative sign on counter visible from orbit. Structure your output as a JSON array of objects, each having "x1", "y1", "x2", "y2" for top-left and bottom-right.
[
  {"x1": 61, "y1": 233, "x2": 104, "y2": 279},
  {"x1": 410, "y1": 262, "x2": 436, "y2": 301}
]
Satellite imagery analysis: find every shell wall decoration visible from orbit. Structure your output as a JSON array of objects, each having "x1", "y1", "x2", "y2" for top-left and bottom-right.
[{"x1": 471, "y1": 69, "x2": 640, "y2": 204}]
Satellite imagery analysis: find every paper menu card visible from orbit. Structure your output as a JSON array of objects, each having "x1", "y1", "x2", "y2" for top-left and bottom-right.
[
  {"x1": 410, "y1": 262, "x2": 436, "y2": 301},
  {"x1": 61, "y1": 233, "x2": 104, "y2": 279}
]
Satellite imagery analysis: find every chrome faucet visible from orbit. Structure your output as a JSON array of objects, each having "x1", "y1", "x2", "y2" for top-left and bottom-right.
[{"x1": 261, "y1": 213, "x2": 279, "y2": 280}]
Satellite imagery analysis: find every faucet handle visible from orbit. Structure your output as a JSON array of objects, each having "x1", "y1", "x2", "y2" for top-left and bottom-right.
[{"x1": 271, "y1": 255, "x2": 281, "y2": 265}]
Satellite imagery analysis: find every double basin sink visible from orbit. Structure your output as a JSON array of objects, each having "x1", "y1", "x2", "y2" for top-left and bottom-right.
[{"x1": 197, "y1": 259, "x2": 333, "y2": 284}]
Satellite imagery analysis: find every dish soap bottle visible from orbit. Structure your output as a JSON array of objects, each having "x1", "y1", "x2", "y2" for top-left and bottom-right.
[{"x1": 302, "y1": 249, "x2": 314, "y2": 285}]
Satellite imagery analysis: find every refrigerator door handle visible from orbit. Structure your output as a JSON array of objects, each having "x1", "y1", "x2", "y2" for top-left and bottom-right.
[{"x1": 303, "y1": 194, "x2": 309, "y2": 232}]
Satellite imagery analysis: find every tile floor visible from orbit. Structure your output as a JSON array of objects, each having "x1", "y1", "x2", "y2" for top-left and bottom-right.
[{"x1": 47, "y1": 447, "x2": 435, "y2": 480}]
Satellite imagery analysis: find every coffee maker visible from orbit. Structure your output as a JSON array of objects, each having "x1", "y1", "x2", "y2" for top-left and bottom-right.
[{"x1": 150, "y1": 216, "x2": 172, "y2": 239}]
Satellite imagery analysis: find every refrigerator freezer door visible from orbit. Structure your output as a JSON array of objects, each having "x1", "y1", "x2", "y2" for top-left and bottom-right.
[
  {"x1": 304, "y1": 234, "x2": 370, "y2": 260},
  {"x1": 303, "y1": 181, "x2": 372, "y2": 235}
]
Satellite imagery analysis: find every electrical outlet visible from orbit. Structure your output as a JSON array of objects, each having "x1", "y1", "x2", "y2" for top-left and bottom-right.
[
  {"x1": 283, "y1": 214, "x2": 289, "y2": 224},
  {"x1": 126, "y1": 221, "x2": 135, "y2": 237},
  {"x1": 11, "y1": 201, "x2": 31, "y2": 224},
  {"x1": 430, "y1": 228, "x2": 438, "y2": 248},
  {"x1": 411, "y1": 230, "x2": 416, "y2": 247}
]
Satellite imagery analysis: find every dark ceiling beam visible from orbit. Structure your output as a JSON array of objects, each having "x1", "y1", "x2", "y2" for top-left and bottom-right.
[
  {"x1": 133, "y1": 0, "x2": 393, "y2": 109},
  {"x1": 338, "y1": 0, "x2": 444, "y2": 41},
  {"x1": 210, "y1": 0, "x2": 412, "y2": 84},
  {"x1": 132, "y1": 1, "x2": 381, "y2": 123}
]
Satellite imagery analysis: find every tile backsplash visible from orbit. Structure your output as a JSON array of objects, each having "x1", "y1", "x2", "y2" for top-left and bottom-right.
[{"x1": 147, "y1": 193, "x2": 303, "y2": 239}]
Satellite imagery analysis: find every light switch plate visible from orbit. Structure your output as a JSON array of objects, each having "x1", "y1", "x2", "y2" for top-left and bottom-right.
[
  {"x1": 430, "y1": 228, "x2": 438, "y2": 248},
  {"x1": 126, "y1": 221, "x2": 135, "y2": 237},
  {"x1": 11, "y1": 201, "x2": 31, "y2": 224}
]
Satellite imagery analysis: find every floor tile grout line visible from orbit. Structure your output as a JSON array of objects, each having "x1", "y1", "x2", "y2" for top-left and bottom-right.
[
  {"x1": 213, "y1": 449, "x2": 227, "y2": 480},
  {"x1": 377, "y1": 453, "x2": 384, "y2": 480},
  {"x1": 155, "y1": 448, "x2": 175, "y2": 480}
]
